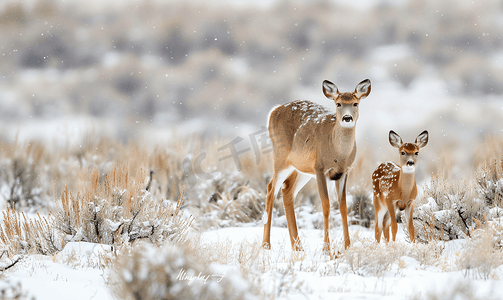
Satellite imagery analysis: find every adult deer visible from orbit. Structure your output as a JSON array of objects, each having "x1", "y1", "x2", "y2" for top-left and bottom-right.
[
  {"x1": 372, "y1": 130, "x2": 429, "y2": 243},
  {"x1": 262, "y1": 79, "x2": 371, "y2": 256}
]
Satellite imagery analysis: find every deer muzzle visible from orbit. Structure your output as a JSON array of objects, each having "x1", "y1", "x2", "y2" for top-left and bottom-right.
[
  {"x1": 340, "y1": 114, "x2": 354, "y2": 128},
  {"x1": 402, "y1": 161, "x2": 415, "y2": 174}
]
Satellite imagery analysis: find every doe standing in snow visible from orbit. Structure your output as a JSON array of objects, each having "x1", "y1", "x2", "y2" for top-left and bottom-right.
[
  {"x1": 372, "y1": 130, "x2": 429, "y2": 243},
  {"x1": 262, "y1": 79, "x2": 371, "y2": 257}
]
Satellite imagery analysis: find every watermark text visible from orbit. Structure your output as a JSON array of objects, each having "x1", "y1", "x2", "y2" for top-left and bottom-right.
[{"x1": 176, "y1": 268, "x2": 227, "y2": 285}]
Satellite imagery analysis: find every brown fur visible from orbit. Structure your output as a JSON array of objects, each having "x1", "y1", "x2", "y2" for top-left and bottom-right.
[
  {"x1": 262, "y1": 79, "x2": 371, "y2": 257},
  {"x1": 372, "y1": 130, "x2": 429, "y2": 243}
]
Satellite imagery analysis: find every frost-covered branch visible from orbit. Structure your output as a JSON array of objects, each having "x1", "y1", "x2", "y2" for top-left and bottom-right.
[{"x1": 403, "y1": 174, "x2": 486, "y2": 243}]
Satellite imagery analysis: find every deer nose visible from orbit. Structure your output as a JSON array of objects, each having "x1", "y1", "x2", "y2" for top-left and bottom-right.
[
  {"x1": 407, "y1": 160, "x2": 415, "y2": 166},
  {"x1": 342, "y1": 115, "x2": 353, "y2": 122}
]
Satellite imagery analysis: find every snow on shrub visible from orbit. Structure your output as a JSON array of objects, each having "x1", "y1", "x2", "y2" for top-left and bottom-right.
[
  {"x1": 0, "y1": 142, "x2": 48, "y2": 212},
  {"x1": 405, "y1": 156, "x2": 503, "y2": 243},
  {"x1": 52, "y1": 163, "x2": 193, "y2": 247},
  {"x1": 476, "y1": 155, "x2": 503, "y2": 208},
  {"x1": 111, "y1": 241, "x2": 259, "y2": 300},
  {"x1": 327, "y1": 233, "x2": 443, "y2": 276},
  {"x1": 0, "y1": 207, "x2": 61, "y2": 257},
  {"x1": 55, "y1": 241, "x2": 113, "y2": 269},
  {"x1": 338, "y1": 237, "x2": 405, "y2": 276},
  {"x1": 403, "y1": 174, "x2": 487, "y2": 242},
  {"x1": 198, "y1": 170, "x2": 266, "y2": 229},
  {"x1": 456, "y1": 227, "x2": 503, "y2": 279},
  {"x1": 486, "y1": 214, "x2": 503, "y2": 249},
  {"x1": 347, "y1": 149, "x2": 375, "y2": 228},
  {"x1": 0, "y1": 162, "x2": 193, "y2": 258}
]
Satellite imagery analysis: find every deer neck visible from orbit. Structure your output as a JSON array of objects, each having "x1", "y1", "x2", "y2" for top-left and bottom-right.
[
  {"x1": 331, "y1": 123, "x2": 356, "y2": 159},
  {"x1": 398, "y1": 170, "x2": 415, "y2": 200}
]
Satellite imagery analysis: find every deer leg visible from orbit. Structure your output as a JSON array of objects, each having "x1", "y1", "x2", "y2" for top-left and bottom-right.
[
  {"x1": 262, "y1": 179, "x2": 275, "y2": 249},
  {"x1": 374, "y1": 217, "x2": 382, "y2": 243},
  {"x1": 315, "y1": 171, "x2": 332, "y2": 257},
  {"x1": 386, "y1": 202, "x2": 398, "y2": 241},
  {"x1": 262, "y1": 167, "x2": 294, "y2": 249},
  {"x1": 405, "y1": 204, "x2": 415, "y2": 242},
  {"x1": 336, "y1": 173, "x2": 350, "y2": 249},
  {"x1": 282, "y1": 171, "x2": 303, "y2": 251},
  {"x1": 383, "y1": 212, "x2": 390, "y2": 242},
  {"x1": 374, "y1": 202, "x2": 386, "y2": 243}
]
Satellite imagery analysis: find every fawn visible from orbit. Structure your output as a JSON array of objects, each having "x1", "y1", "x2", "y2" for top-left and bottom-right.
[{"x1": 372, "y1": 130, "x2": 428, "y2": 243}]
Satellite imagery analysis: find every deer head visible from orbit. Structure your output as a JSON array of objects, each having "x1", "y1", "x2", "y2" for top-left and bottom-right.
[
  {"x1": 389, "y1": 130, "x2": 429, "y2": 174},
  {"x1": 322, "y1": 79, "x2": 371, "y2": 128}
]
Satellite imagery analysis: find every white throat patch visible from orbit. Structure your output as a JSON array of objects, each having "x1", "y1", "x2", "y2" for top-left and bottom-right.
[
  {"x1": 340, "y1": 120, "x2": 355, "y2": 128},
  {"x1": 402, "y1": 165, "x2": 415, "y2": 174}
]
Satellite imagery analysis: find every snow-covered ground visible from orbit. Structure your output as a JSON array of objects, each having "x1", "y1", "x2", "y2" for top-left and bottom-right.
[
  {"x1": 1, "y1": 1, "x2": 503, "y2": 299},
  {"x1": 204, "y1": 226, "x2": 502, "y2": 299},
  {"x1": 4, "y1": 224, "x2": 502, "y2": 299},
  {"x1": 1, "y1": 242, "x2": 114, "y2": 299}
]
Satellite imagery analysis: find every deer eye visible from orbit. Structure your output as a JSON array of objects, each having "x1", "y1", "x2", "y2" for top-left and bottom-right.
[
  {"x1": 336, "y1": 103, "x2": 342, "y2": 107},
  {"x1": 401, "y1": 151, "x2": 406, "y2": 155},
  {"x1": 353, "y1": 103, "x2": 358, "y2": 107}
]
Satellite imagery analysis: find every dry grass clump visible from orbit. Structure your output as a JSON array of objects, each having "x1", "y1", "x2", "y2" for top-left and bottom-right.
[
  {"x1": 187, "y1": 236, "x2": 265, "y2": 274},
  {"x1": 334, "y1": 235, "x2": 440, "y2": 276},
  {"x1": 322, "y1": 233, "x2": 444, "y2": 277},
  {"x1": 0, "y1": 159, "x2": 194, "y2": 259},
  {"x1": 0, "y1": 207, "x2": 61, "y2": 257},
  {"x1": 0, "y1": 140, "x2": 48, "y2": 212},
  {"x1": 147, "y1": 146, "x2": 184, "y2": 202},
  {"x1": 405, "y1": 240, "x2": 444, "y2": 267},
  {"x1": 476, "y1": 154, "x2": 503, "y2": 208},
  {"x1": 111, "y1": 241, "x2": 260, "y2": 300},
  {"x1": 347, "y1": 149, "x2": 375, "y2": 228},
  {"x1": 0, "y1": 126, "x2": 381, "y2": 235},
  {"x1": 456, "y1": 227, "x2": 503, "y2": 280},
  {"x1": 337, "y1": 236, "x2": 405, "y2": 276},
  {"x1": 0, "y1": 130, "x2": 277, "y2": 232},
  {"x1": 192, "y1": 138, "x2": 273, "y2": 229},
  {"x1": 400, "y1": 137, "x2": 503, "y2": 244},
  {"x1": 180, "y1": 237, "x2": 309, "y2": 299},
  {"x1": 473, "y1": 136, "x2": 503, "y2": 169},
  {"x1": 199, "y1": 182, "x2": 265, "y2": 229},
  {"x1": 485, "y1": 218, "x2": 503, "y2": 249},
  {"x1": 52, "y1": 163, "x2": 193, "y2": 247},
  {"x1": 406, "y1": 174, "x2": 486, "y2": 242}
]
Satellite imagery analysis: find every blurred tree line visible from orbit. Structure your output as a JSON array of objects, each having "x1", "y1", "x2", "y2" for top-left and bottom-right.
[{"x1": 0, "y1": 0, "x2": 502, "y2": 129}]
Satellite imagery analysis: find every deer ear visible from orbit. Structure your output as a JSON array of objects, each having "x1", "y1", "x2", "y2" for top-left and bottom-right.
[
  {"x1": 322, "y1": 80, "x2": 339, "y2": 100},
  {"x1": 354, "y1": 79, "x2": 371, "y2": 99},
  {"x1": 415, "y1": 130, "x2": 429, "y2": 149},
  {"x1": 389, "y1": 130, "x2": 402, "y2": 148}
]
